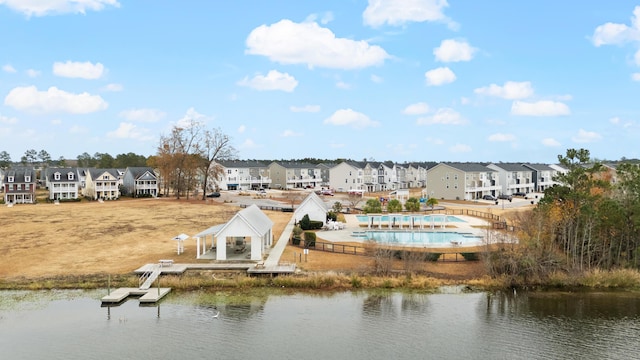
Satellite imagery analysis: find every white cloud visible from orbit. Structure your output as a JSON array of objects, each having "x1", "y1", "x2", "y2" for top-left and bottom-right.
[
  {"x1": 2, "y1": 64, "x2": 16, "y2": 73},
  {"x1": 176, "y1": 108, "x2": 208, "y2": 128},
  {"x1": 107, "y1": 122, "x2": 153, "y2": 141},
  {"x1": 542, "y1": 138, "x2": 561, "y2": 147},
  {"x1": 635, "y1": 49, "x2": 640, "y2": 66},
  {"x1": 0, "y1": 0, "x2": 120, "y2": 17},
  {"x1": 424, "y1": 66, "x2": 456, "y2": 86},
  {"x1": 449, "y1": 143, "x2": 471, "y2": 153},
  {"x1": 238, "y1": 70, "x2": 298, "y2": 92},
  {"x1": 402, "y1": 102, "x2": 430, "y2": 115},
  {"x1": 572, "y1": 129, "x2": 602, "y2": 143},
  {"x1": 336, "y1": 81, "x2": 351, "y2": 89},
  {"x1": 118, "y1": 109, "x2": 166, "y2": 122},
  {"x1": 290, "y1": 105, "x2": 320, "y2": 113},
  {"x1": 363, "y1": 0, "x2": 457, "y2": 29},
  {"x1": 4, "y1": 86, "x2": 108, "y2": 114},
  {"x1": 323, "y1": 109, "x2": 380, "y2": 129},
  {"x1": 51, "y1": 119, "x2": 62, "y2": 125},
  {"x1": 370, "y1": 74, "x2": 383, "y2": 83},
  {"x1": 103, "y1": 83, "x2": 123, "y2": 92},
  {"x1": 632, "y1": 73, "x2": 640, "y2": 81},
  {"x1": 591, "y1": 6, "x2": 640, "y2": 46},
  {"x1": 488, "y1": 133, "x2": 516, "y2": 142},
  {"x1": 239, "y1": 138, "x2": 259, "y2": 150},
  {"x1": 511, "y1": 100, "x2": 570, "y2": 116},
  {"x1": 610, "y1": 117, "x2": 620, "y2": 125},
  {"x1": 306, "y1": 12, "x2": 334, "y2": 25},
  {"x1": 237, "y1": 125, "x2": 246, "y2": 133},
  {"x1": 474, "y1": 81, "x2": 534, "y2": 99},
  {"x1": 53, "y1": 61, "x2": 105, "y2": 79},
  {"x1": 0, "y1": 114, "x2": 18, "y2": 124},
  {"x1": 434, "y1": 39, "x2": 476, "y2": 62},
  {"x1": 245, "y1": 19, "x2": 390, "y2": 69},
  {"x1": 26, "y1": 69, "x2": 40, "y2": 78},
  {"x1": 417, "y1": 108, "x2": 466, "y2": 125},
  {"x1": 281, "y1": 129, "x2": 302, "y2": 137}
]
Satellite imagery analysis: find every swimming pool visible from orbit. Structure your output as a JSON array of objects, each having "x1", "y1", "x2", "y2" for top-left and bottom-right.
[{"x1": 352, "y1": 230, "x2": 483, "y2": 245}]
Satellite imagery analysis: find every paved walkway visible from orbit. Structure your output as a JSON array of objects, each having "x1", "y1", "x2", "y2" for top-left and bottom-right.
[{"x1": 264, "y1": 216, "x2": 296, "y2": 267}]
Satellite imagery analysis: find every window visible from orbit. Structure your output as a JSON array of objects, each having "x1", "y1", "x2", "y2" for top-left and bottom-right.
[
  {"x1": 8, "y1": 176, "x2": 14, "y2": 182},
  {"x1": 54, "y1": 173, "x2": 61, "y2": 180},
  {"x1": 25, "y1": 176, "x2": 31, "y2": 182},
  {"x1": 68, "y1": 173, "x2": 74, "y2": 180}
]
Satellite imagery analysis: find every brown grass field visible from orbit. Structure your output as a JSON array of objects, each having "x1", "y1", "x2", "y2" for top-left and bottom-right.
[{"x1": 0, "y1": 192, "x2": 525, "y2": 285}]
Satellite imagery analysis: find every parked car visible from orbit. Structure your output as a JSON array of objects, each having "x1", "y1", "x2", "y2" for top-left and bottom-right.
[
  {"x1": 513, "y1": 191, "x2": 527, "y2": 197},
  {"x1": 497, "y1": 194, "x2": 512, "y2": 201},
  {"x1": 206, "y1": 192, "x2": 221, "y2": 198},
  {"x1": 482, "y1": 195, "x2": 497, "y2": 201}
]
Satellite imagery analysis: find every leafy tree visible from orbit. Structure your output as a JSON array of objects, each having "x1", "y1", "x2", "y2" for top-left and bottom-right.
[
  {"x1": 77, "y1": 152, "x2": 96, "y2": 167},
  {"x1": 0, "y1": 151, "x2": 11, "y2": 169},
  {"x1": 363, "y1": 198, "x2": 382, "y2": 214},
  {"x1": 115, "y1": 152, "x2": 148, "y2": 167},
  {"x1": 426, "y1": 197, "x2": 438, "y2": 210},
  {"x1": 37, "y1": 150, "x2": 51, "y2": 166},
  {"x1": 55, "y1": 156, "x2": 66, "y2": 167},
  {"x1": 95, "y1": 152, "x2": 115, "y2": 168},
  {"x1": 387, "y1": 199, "x2": 402, "y2": 213},
  {"x1": 332, "y1": 201, "x2": 343, "y2": 213},
  {"x1": 21, "y1": 149, "x2": 37, "y2": 165},
  {"x1": 299, "y1": 214, "x2": 311, "y2": 230},
  {"x1": 405, "y1": 197, "x2": 421, "y2": 212}
]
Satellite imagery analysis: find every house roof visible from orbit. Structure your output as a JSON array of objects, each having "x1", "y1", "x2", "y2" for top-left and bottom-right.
[
  {"x1": 295, "y1": 192, "x2": 329, "y2": 216},
  {"x1": 523, "y1": 163, "x2": 555, "y2": 171},
  {"x1": 46, "y1": 167, "x2": 79, "y2": 182},
  {"x1": 126, "y1": 167, "x2": 156, "y2": 179},
  {"x1": 87, "y1": 168, "x2": 120, "y2": 179},
  {"x1": 490, "y1": 163, "x2": 532, "y2": 172},
  {"x1": 217, "y1": 160, "x2": 268, "y2": 168},
  {"x1": 441, "y1": 162, "x2": 496, "y2": 172},
  {"x1": 3, "y1": 167, "x2": 35, "y2": 182}
]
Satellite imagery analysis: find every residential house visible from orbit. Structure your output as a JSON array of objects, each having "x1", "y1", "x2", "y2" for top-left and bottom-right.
[
  {"x1": 426, "y1": 162, "x2": 500, "y2": 200},
  {"x1": 45, "y1": 167, "x2": 80, "y2": 200},
  {"x1": 328, "y1": 161, "x2": 364, "y2": 193},
  {"x1": 122, "y1": 167, "x2": 158, "y2": 197},
  {"x1": 216, "y1": 160, "x2": 271, "y2": 191},
  {"x1": 487, "y1": 163, "x2": 534, "y2": 195},
  {"x1": 523, "y1": 163, "x2": 560, "y2": 192},
  {"x1": 405, "y1": 162, "x2": 436, "y2": 189},
  {"x1": 2, "y1": 167, "x2": 36, "y2": 204},
  {"x1": 268, "y1": 161, "x2": 321, "y2": 189},
  {"x1": 315, "y1": 162, "x2": 335, "y2": 189},
  {"x1": 84, "y1": 168, "x2": 120, "y2": 200}
]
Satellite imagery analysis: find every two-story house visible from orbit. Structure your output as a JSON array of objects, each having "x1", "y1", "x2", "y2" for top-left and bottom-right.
[
  {"x1": 523, "y1": 163, "x2": 559, "y2": 192},
  {"x1": 3, "y1": 167, "x2": 36, "y2": 204},
  {"x1": 45, "y1": 167, "x2": 80, "y2": 201},
  {"x1": 122, "y1": 167, "x2": 158, "y2": 197},
  {"x1": 268, "y1": 161, "x2": 320, "y2": 189},
  {"x1": 427, "y1": 162, "x2": 500, "y2": 200},
  {"x1": 328, "y1": 161, "x2": 364, "y2": 192},
  {"x1": 84, "y1": 168, "x2": 120, "y2": 200},
  {"x1": 216, "y1": 160, "x2": 271, "y2": 191}
]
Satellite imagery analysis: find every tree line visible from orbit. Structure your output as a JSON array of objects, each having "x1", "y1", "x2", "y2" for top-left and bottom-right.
[{"x1": 490, "y1": 148, "x2": 640, "y2": 284}]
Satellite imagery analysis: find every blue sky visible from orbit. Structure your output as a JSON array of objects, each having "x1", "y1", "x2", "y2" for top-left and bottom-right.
[{"x1": 1, "y1": 1, "x2": 639, "y2": 163}]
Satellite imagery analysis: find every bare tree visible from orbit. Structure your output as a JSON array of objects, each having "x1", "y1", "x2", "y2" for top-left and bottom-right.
[
  {"x1": 156, "y1": 119, "x2": 202, "y2": 199},
  {"x1": 198, "y1": 127, "x2": 236, "y2": 200}
]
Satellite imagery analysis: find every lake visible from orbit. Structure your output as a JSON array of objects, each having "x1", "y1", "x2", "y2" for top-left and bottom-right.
[{"x1": 1, "y1": 288, "x2": 639, "y2": 359}]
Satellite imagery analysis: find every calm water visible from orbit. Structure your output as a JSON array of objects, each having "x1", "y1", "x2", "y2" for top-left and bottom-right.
[
  {"x1": 353, "y1": 230, "x2": 482, "y2": 245},
  {"x1": 1, "y1": 289, "x2": 639, "y2": 360}
]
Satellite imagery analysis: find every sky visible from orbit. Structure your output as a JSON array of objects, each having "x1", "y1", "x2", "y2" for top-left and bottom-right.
[{"x1": 1, "y1": 1, "x2": 639, "y2": 164}]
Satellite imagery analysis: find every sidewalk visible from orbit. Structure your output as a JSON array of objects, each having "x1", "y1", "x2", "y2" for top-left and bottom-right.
[{"x1": 264, "y1": 216, "x2": 296, "y2": 267}]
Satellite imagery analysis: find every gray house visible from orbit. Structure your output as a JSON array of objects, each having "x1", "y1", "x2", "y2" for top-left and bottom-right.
[{"x1": 122, "y1": 167, "x2": 158, "y2": 197}]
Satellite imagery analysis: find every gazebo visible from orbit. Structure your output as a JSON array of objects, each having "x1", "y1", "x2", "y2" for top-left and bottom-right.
[{"x1": 193, "y1": 204, "x2": 273, "y2": 261}]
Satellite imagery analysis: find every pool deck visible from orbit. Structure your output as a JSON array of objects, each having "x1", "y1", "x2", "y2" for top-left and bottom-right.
[{"x1": 318, "y1": 214, "x2": 488, "y2": 247}]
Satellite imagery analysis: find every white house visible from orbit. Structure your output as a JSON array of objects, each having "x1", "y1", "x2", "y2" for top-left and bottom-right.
[
  {"x1": 193, "y1": 204, "x2": 273, "y2": 261},
  {"x1": 84, "y1": 168, "x2": 120, "y2": 200},
  {"x1": 294, "y1": 192, "x2": 329, "y2": 225},
  {"x1": 328, "y1": 161, "x2": 364, "y2": 193},
  {"x1": 46, "y1": 167, "x2": 80, "y2": 200}
]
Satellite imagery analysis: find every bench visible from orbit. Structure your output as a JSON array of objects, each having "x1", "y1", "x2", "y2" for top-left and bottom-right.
[{"x1": 159, "y1": 259, "x2": 174, "y2": 267}]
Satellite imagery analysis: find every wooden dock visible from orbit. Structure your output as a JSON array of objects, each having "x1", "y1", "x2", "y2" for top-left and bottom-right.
[{"x1": 101, "y1": 287, "x2": 171, "y2": 304}]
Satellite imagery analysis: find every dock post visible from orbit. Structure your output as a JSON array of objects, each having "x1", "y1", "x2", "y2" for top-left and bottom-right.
[{"x1": 108, "y1": 274, "x2": 111, "y2": 295}]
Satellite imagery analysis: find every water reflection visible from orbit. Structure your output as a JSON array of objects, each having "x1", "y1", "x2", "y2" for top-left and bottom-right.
[{"x1": 1, "y1": 290, "x2": 639, "y2": 360}]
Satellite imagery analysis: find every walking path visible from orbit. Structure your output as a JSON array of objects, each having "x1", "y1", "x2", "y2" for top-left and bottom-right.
[{"x1": 264, "y1": 216, "x2": 296, "y2": 267}]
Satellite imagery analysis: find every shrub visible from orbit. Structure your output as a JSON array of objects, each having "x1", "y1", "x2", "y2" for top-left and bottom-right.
[
  {"x1": 460, "y1": 252, "x2": 479, "y2": 261},
  {"x1": 304, "y1": 232, "x2": 316, "y2": 248},
  {"x1": 299, "y1": 214, "x2": 311, "y2": 230},
  {"x1": 292, "y1": 225, "x2": 303, "y2": 238},
  {"x1": 425, "y1": 253, "x2": 441, "y2": 262},
  {"x1": 309, "y1": 220, "x2": 324, "y2": 230},
  {"x1": 326, "y1": 210, "x2": 337, "y2": 222},
  {"x1": 291, "y1": 237, "x2": 301, "y2": 246}
]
